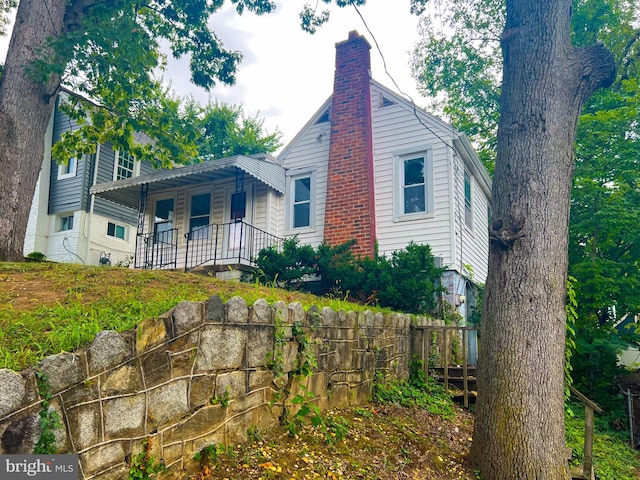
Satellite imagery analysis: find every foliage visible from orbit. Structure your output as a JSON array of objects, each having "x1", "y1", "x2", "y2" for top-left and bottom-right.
[
  {"x1": 255, "y1": 240, "x2": 446, "y2": 316},
  {"x1": 210, "y1": 386, "x2": 231, "y2": 408},
  {"x1": 25, "y1": 252, "x2": 46, "y2": 261},
  {"x1": 565, "y1": 276, "x2": 578, "y2": 401},
  {"x1": 193, "y1": 443, "x2": 235, "y2": 470},
  {"x1": 565, "y1": 403, "x2": 640, "y2": 480},
  {"x1": 33, "y1": 371, "x2": 62, "y2": 454},
  {"x1": 374, "y1": 361, "x2": 455, "y2": 420},
  {"x1": 373, "y1": 375, "x2": 455, "y2": 420},
  {"x1": 287, "y1": 390, "x2": 349, "y2": 445},
  {"x1": 183, "y1": 99, "x2": 282, "y2": 160},
  {"x1": 371, "y1": 243, "x2": 447, "y2": 314},
  {"x1": 128, "y1": 438, "x2": 165, "y2": 480},
  {"x1": 255, "y1": 237, "x2": 316, "y2": 290},
  {"x1": 411, "y1": 0, "x2": 503, "y2": 171}
]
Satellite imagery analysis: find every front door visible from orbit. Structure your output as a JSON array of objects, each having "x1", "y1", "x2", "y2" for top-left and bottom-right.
[{"x1": 225, "y1": 187, "x2": 252, "y2": 261}]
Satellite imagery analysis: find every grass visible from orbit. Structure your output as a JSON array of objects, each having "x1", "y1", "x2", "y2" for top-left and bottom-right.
[{"x1": 0, "y1": 261, "x2": 384, "y2": 371}]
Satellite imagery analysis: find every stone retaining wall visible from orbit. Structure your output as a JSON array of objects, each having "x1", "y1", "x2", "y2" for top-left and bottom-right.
[{"x1": 0, "y1": 296, "x2": 444, "y2": 479}]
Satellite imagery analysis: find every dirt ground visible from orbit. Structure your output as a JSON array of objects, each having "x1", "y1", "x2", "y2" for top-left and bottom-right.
[{"x1": 188, "y1": 404, "x2": 478, "y2": 480}]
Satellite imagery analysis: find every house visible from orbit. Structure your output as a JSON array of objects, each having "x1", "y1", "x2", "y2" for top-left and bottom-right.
[
  {"x1": 23, "y1": 91, "x2": 156, "y2": 266},
  {"x1": 90, "y1": 31, "x2": 492, "y2": 320}
]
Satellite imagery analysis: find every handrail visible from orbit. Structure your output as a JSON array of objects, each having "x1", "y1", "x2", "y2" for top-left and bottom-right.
[
  {"x1": 412, "y1": 325, "x2": 479, "y2": 408},
  {"x1": 568, "y1": 385, "x2": 601, "y2": 480},
  {"x1": 135, "y1": 228, "x2": 178, "y2": 270},
  {"x1": 184, "y1": 220, "x2": 282, "y2": 272}
]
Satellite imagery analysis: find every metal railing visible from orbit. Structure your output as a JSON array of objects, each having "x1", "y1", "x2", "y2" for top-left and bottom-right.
[
  {"x1": 184, "y1": 220, "x2": 282, "y2": 272},
  {"x1": 135, "y1": 228, "x2": 178, "y2": 270}
]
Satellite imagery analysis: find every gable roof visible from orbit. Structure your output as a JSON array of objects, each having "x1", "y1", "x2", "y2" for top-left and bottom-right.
[
  {"x1": 278, "y1": 78, "x2": 492, "y2": 199},
  {"x1": 90, "y1": 154, "x2": 286, "y2": 209}
]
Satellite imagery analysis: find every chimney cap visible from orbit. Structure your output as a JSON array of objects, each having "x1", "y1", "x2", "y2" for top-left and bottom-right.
[{"x1": 336, "y1": 30, "x2": 371, "y2": 49}]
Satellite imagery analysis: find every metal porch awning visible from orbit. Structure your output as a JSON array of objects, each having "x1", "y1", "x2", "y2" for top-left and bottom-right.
[{"x1": 89, "y1": 155, "x2": 286, "y2": 209}]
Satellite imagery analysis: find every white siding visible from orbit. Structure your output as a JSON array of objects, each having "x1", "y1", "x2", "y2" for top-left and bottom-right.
[
  {"x1": 83, "y1": 214, "x2": 138, "y2": 266},
  {"x1": 370, "y1": 86, "x2": 457, "y2": 267},
  {"x1": 451, "y1": 155, "x2": 490, "y2": 283},
  {"x1": 279, "y1": 118, "x2": 331, "y2": 247},
  {"x1": 277, "y1": 82, "x2": 490, "y2": 283},
  {"x1": 24, "y1": 111, "x2": 55, "y2": 257}
]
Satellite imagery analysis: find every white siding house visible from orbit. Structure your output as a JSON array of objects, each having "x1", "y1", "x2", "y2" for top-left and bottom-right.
[
  {"x1": 88, "y1": 31, "x2": 491, "y2": 323},
  {"x1": 278, "y1": 32, "x2": 491, "y2": 314}
]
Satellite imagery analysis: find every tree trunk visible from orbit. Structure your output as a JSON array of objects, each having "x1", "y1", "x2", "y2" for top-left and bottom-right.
[
  {"x1": 469, "y1": 1, "x2": 614, "y2": 479},
  {"x1": 0, "y1": 0, "x2": 66, "y2": 261}
]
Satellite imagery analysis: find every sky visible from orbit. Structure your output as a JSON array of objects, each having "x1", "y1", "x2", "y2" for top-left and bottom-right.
[
  {"x1": 164, "y1": 1, "x2": 426, "y2": 148},
  {"x1": 0, "y1": 1, "x2": 428, "y2": 150}
]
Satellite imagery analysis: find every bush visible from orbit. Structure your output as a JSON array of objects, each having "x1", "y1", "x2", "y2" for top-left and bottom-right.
[{"x1": 254, "y1": 239, "x2": 446, "y2": 315}]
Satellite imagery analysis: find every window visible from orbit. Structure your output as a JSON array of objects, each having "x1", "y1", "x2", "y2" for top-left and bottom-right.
[
  {"x1": 315, "y1": 107, "x2": 330, "y2": 124},
  {"x1": 379, "y1": 93, "x2": 396, "y2": 108},
  {"x1": 107, "y1": 222, "x2": 126, "y2": 240},
  {"x1": 57, "y1": 157, "x2": 77, "y2": 179},
  {"x1": 59, "y1": 215, "x2": 74, "y2": 231},
  {"x1": 403, "y1": 157, "x2": 427, "y2": 214},
  {"x1": 291, "y1": 175, "x2": 312, "y2": 229},
  {"x1": 154, "y1": 198, "x2": 174, "y2": 243},
  {"x1": 394, "y1": 150, "x2": 433, "y2": 221},
  {"x1": 114, "y1": 150, "x2": 136, "y2": 180},
  {"x1": 464, "y1": 170, "x2": 473, "y2": 229},
  {"x1": 189, "y1": 192, "x2": 211, "y2": 239}
]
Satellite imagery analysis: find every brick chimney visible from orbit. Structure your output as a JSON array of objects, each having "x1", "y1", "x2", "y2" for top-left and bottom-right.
[{"x1": 323, "y1": 31, "x2": 376, "y2": 258}]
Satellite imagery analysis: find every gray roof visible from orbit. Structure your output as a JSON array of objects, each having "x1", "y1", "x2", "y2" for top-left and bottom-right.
[{"x1": 90, "y1": 155, "x2": 286, "y2": 209}]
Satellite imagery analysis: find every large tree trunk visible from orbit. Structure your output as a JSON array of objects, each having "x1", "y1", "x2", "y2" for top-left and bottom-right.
[
  {"x1": 0, "y1": 0, "x2": 66, "y2": 261},
  {"x1": 469, "y1": 1, "x2": 614, "y2": 478}
]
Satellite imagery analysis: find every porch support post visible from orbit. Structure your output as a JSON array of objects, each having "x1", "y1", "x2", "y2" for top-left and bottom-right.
[{"x1": 134, "y1": 183, "x2": 148, "y2": 268}]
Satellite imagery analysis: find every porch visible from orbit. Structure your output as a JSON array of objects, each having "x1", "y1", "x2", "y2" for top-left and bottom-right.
[
  {"x1": 88, "y1": 154, "x2": 287, "y2": 273},
  {"x1": 134, "y1": 220, "x2": 282, "y2": 272}
]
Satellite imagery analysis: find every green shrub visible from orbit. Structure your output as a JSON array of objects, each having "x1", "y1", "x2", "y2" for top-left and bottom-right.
[{"x1": 254, "y1": 240, "x2": 446, "y2": 315}]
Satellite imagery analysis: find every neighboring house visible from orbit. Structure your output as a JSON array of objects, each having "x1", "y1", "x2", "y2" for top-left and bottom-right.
[
  {"x1": 90, "y1": 31, "x2": 492, "y2": 321},
  {"x1": 24, "y1": 91, "x2": 155, "y2": 266}
]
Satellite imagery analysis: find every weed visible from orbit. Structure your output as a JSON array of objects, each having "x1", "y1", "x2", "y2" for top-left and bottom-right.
[
  {"x1": 565, "y1": 403, "x2": 640, "y2": 480},
  {"x1": 128, "y1": 438, "x2": 165, "y2": 479},
  {"x1": 247, "y1": 425, "x2": 262, "y2": 442},
  {"x1": 292, "y1": 320, "x2": 317, "y2": 376},
  {"x1": 194, "y1": 443, "x2": 234, "y2": 468},
  {"x1": 287, "y1": 390, "x2": 349, "y2": 444},
  {"x1": 210, "y1": 386, "x2": 231, "y2": 408},
  {"x1": 374, "y1": 376, "x2": 454, "y2": 420},
  {"x1": 353, "y1": 406, "x2": 374, "y2": 419},
  {"x1": 34, "y1": 371, "x2": 62, "y2": 454}
]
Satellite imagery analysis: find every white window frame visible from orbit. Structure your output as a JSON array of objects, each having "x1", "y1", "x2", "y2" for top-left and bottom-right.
[
  {"x1": 59, "y1": 214, "x2": 74, "y2": 232},
  {"x1": 393, "y1": 148, "x2": 434, "y2": 222},
  {"x1": 113, "y1": 150, "x2": 140, "y2": 181},
  {"x1": 187, "y1": 190, "x2": 213, "y2": 240},
  {"x1": 107, "y1": 222, "x2": 127, "y2": 240},
  {"x1": 464, "y1": 169, "x2": 474, "y2": 231},
  {"x1": 152, "y1": 195, "x2": 176, "y2": 244},
  {"x1": 286, "y1": 169, "x2": 316, "y2": 232},
  {"x1": 57, "y1": 157, "x2": 77, "y2": 179}
]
